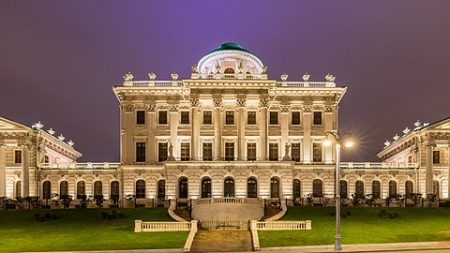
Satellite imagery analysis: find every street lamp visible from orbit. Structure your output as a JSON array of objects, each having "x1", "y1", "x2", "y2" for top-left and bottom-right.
[{"x1": 323, "y1": 132, "x2": 353, "y2": 252}]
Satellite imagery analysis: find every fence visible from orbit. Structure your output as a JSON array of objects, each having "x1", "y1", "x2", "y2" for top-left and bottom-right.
[
  {"x1": 199, "y1": 219, "x2": 249, "y2": 230},
  {"x1": 255, "y1": 220, "x2": 311, "y2": 230},
  {"x1": 134, "y1": 220, "x2": 191, "y2": 232}
]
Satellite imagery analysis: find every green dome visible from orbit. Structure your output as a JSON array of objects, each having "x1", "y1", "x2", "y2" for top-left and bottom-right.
[{"x1": 207, "y1": 42, "x2": 252, "y2": 54}]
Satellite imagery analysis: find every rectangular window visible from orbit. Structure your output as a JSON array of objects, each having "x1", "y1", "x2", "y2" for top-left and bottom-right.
[
  {"x1": 136, "y1": 111, "x2": 145, "y2": 125},
  {"x1": 158, "y1": 143, "x2": 168, "y2": 162},
  {"x1": 247, "y1": 111, "x2": 256, "y2": 125},
  {"x1": 313, "y1": 143, "x2": 322, "y2": 162},
  {"x1": 225, "y1": 143, "x2": 234, "y2": 161},
  {"x1": 292, "y1": 112, "x2": 301, "y2": 125},
  {"x1": 180, "y1": 111, "x2": 190, "y2": 124},
  {"x1": 269, "y1": 111, "x2": 278, "y2": 125},
  {"x1": 14, "y1": 150, "x2": 22, "y2": 164},
  {"x1": 180, "y1": 143, "x2": 190, "y2": 161},
  {"x1": 158, "y1": 111, "x2": 168, "y2": 124},
  {"x1": 203, "y1": 111, "x2": 212, "y2": 125},
  {"x1": 136, "y1": 142, "x2": 146, "y2": 162},
  {"x1": 433, "y1": 150, "x2": 440, "y2": 164},
  {"x1": 291, "y1": 143, "x2": 301, "y2": 162},
  {"x1": 247, "y1": 143, "x2": 256, "y2": 161},
  {"x1": 203, "y1": 143, "x2": 212, "y2": 161},
  {"x1": 269, "y1": 143, "x2": 278, "y2": 161},
  {"x1": 313, "y1": 111, "x2": 322, "y2": 125},
  {"x1": 225, "y1": 111, "x2": 234, "y2": 125},
  {"x1": 44, "y1": 155, "x2": 49, "y2": 163}
]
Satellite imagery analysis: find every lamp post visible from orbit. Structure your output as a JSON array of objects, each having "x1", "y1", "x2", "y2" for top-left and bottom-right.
[{"x1": 324, "y1": 132, "x2": 353, "y2": 252}]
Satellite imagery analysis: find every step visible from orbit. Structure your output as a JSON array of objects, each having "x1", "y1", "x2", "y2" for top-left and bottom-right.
[{"x1": 190, "y1": 230, "x2": 253, "y2": 252}]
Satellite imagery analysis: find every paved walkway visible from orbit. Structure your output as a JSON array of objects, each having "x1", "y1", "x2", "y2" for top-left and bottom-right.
[{"x1": 261, "y1": 241, "x2": 450, "y2": 252}]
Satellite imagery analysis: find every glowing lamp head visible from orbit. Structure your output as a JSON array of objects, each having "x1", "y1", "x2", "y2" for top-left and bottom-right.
[
  {"x1": 323, "y1": 139, "x2": 332, "y2": 147},
  {"x1": 344, "y1": 140, "x2": 354, "y2": 148}
]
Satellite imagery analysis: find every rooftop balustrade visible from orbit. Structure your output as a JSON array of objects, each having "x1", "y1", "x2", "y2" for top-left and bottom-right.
[{"x1": 40, "y1": 162, "x2": 120, "y2": 170}]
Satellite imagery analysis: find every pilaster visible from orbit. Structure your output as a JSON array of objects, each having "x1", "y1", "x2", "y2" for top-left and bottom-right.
[
  {"x1": 303, "y1": 105, "x2": 312, "y2": 163},
  {"x1": 169, "y1": 104, "x2": 179, "y2": 160},
  {"x1": 425, "y1": 144, "x2": 433, "y2": 195},
  {"x1": 259, "y1": 97, "x2": 268, "y2": 160},
  {"x1": 213, "y1": 97, "x2": 223, "y2": 161},
  {"x1": 22, "y1": 144, "x2": 30, "y2": 197},
  {"x1": 191, "y1": 98, "x2": 200, "y2": 160},
  {"x1": 280, "y1": 105, "x2": 290, "y2": 160},
  {"x1": 324, "y1": 105, "x2": 334, "y2": 163},
  {"x1": 147, "y1": 104, "x2": 157, "y2": 163},
  {"x1": 237, "y1": 96, "x2": 246, "y2": 160},
  {"x1": 448, "y1": 146, "x2": 450, "y2": 199},
  {"x1": 0, "y1": 144, "x2": 6, "y2": 197}
]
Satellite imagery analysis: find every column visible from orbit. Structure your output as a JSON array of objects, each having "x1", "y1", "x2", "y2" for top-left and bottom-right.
[
  {"x1": 121, "y1": 104, "x2": 135, "y2": 164},
  {"x1": 190, "y1": 98, "x2": 200, "y2": 160},
  {"x1": 169, "y1": 104, "x2": 179, "y2": 160},
  {"x1": 303, "y1": 105, "x2": 312, "y2": 163},
  {"x1": 237, "y1": 97, "x2": 246, "y2": 160},
  {"x1": 324, "y1": 106, "x2": 334, "y2": 163},
  {"x1": 148, "y1": 104, "x2": 157, "y2": 162},
  {"x1": 22, "y1": 144, "x2": 30, "y2": 197},
  {"x1": 448, "y1": 146, "x2": 450, "y2": 199},
  {"x1": 280, "y1": 105, "x2": 290, "y2": 160},
  {"x1": 213, "y1": 97, "x2": 222, "y2": 160},
  {"x1": 259, "y1": 97, "x2": 268, "y2": 160},
  {"x1": 0, "y1": 144, "x2": 6, "y2": 197},
  {"x1": 425, "y1": 144, "x2": 433, "y2": 195}
]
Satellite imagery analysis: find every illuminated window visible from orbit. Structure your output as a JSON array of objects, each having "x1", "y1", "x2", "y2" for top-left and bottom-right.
[
  {"x1": 60, "y1": 181, "x2": 68, "y2": 196},
  {"x1": 76, "y1": 181, "x2": 86, "y2": 199},
  {"x1": 313, "y1": 143, "x2": 322, "y2": 162}
]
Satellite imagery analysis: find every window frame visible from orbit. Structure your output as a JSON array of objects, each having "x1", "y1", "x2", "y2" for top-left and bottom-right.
[
  {"x1": 225, "y1": 111, "x2": 235, "y2": 125},
  {"x1": 313, "y1": 111, "x2": 322, "y2": 125},
  {"x1": 158, "y1": 110, "x2": 168, "y2": 125},
  {"x1": 203, "y1": 111, "x2": 212, "y2": 125},
  {"x1": 180, "y1": 111, "x2": 190, "y2": 125},
  {"x1": 135, "y1": 142, "x2": 146, "y2": 163},
  {"x1": 269, "y1": 111, "x2": 279, "y2": 125},
  {"x1": 291, "y1": 111, "x2": 301, "y2": 125},
  {"x1": 136, "y1": 110, "x2": 146, "y2": 125},
  {"x1": 247, "y1": 111, "x2": 257, "y2": 125}
]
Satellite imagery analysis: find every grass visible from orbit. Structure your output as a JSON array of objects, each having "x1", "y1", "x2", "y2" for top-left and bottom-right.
[
  {"x1": 0, "y1": 208, "x2": 188, "y2": 252},
  {"x1": 259, "y1": 207, "x2": 450, "y2": 247}
]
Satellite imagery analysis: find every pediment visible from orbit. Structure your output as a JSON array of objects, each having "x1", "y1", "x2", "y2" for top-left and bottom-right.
[
  {"x1": 0, "y1": 117, "x2": 30, "y2": 131},
  {"x1": 428, "y1": 117, "x2": 450, "y2": 130}
]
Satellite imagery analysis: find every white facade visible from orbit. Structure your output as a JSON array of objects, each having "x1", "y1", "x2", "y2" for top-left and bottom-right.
[{"x1": 1, "y1": 43, "x2": 447, "y2": 207}]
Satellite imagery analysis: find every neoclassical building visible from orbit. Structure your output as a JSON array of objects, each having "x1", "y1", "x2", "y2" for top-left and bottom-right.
[{"x1": 0, "y1": 43, "x2": 448, "y2": 208}]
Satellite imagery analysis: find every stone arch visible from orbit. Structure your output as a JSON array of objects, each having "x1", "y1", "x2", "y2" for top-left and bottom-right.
[
  {"x1": 178, "y1": 176, "x2": 188, "y2": 199},
  {"x1": 200, "y1": 176, "x2": 212, "y2": 198},
  {"x1": 224, "y1": 176, "x2": 235, "y2": 197},
  {"x1": 247, "y1": 177, "x2": 258, "y2": 198},
  {"x1": 270, "y1": 176, "x2": 281, "y2": 199},
  {"x1": 312, "y1": 178, "x2": 323, "y2": 197}
]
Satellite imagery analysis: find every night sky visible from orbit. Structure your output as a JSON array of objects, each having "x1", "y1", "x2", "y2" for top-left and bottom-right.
[{"x1": 1, "y1": 1, "x2": 450, "y2": 162}]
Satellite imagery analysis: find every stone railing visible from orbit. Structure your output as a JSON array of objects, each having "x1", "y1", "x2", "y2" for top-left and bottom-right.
[
  {"x1": 134, "y1": 220, "x2": 192, "y2": 232},
  {"x1": 40, "y1": 162, "x2": 120, "y2": 170},
  {"x1": 132, "y1": 80, "x2": 183, "y2": 87},
  {"x1": 275, "y1": 81, "x2": 330, "y2": 88},
  {"x1": 194, "y1": 73, "x2": 263, "y2": 80},
  {"x1": 168, "y1": 199, "x2": 189, "y2": 222},
  {"x1": 340, "y1": 162, "x2": 418, "y2": 169},
  {"x1": 198, "y1": 219, "x2": 249, "y2": 230},
  {"x1": 194, "y1": 197, "x2": 262, "y2": 205},
  {"x1": 183, "y1": 220, "x2": 198, "y2": 252},
  {"x1": 255, "y1": 220, "x2": 312, "y2": 230},
  {"x1": 264, "y1": 199, "x2": 287, "y2": 221}
]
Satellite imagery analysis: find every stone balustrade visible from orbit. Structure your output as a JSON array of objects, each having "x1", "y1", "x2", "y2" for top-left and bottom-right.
[
  {"x1": 340, "y1": 162, "x2": 418, "y2": 169},
  {"x1": 134, "y1": 220, "x2": 191, "y2": 232},
  {"x1": 40, "y1": 162, "x2": 120, "y2": 170},
  {"x1": 255, "y1": 220, "x2": 312, "y2": 230},
  {"x1": 194, "y1": 197, "x2": 262, "y2": 205}
]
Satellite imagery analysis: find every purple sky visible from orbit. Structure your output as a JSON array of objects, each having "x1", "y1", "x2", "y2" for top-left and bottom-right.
[{"x1": 1, "y1": 1, "x2": 450, "y2": 162}]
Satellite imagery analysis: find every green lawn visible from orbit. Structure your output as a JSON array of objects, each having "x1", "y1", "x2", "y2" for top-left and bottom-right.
[
  {"x1": 259, "y1": 207, "x2": 450, "y2": 247},
  {"x1": 0, "y1": 208, "x2": 188, "y2": 252}
]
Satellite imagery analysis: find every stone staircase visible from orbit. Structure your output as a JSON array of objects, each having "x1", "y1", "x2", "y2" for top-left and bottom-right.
[{"x1": 190, "y1": 230, "x2": 253, "y2": 252}]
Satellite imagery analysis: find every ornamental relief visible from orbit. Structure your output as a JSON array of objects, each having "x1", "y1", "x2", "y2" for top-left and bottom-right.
[
  {"x1": 146, "y1": 104, "x2": 156, "y2": 112},
  {"x1": 236, "y1": 97, "x2": 247, "y2": 107},
  {"x1": 213, "y1": 98, "x2": 223, "y2": 108},
  {"x1": 259, "y1": 97, "x2": 269, "y2": 107},
  {"x1": 303, "y1": 105, "x2": 312, "y2": 112},
  {"x1": 168, "y1": 104, "x2": 179, "y2": 112},
  {"x1": 280, "y1": 105, "x2": 290, "y2": 113}
]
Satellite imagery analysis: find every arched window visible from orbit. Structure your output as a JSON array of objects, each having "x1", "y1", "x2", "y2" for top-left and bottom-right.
[
  {"x1": 224, "y1": 177, "x2": 235, "y2": 197},
  {"x1": 372, "y1": 180, "x2": 381, "y2": 198},
  {"x1": 433, "y1": 180, "x2": 440, "y2": 197},
  {"x1": 340, "y1": 180, "x2": 348, "y2": 198},
  {"x1": 224, "y1": 68, "x2": 235, "y2": 74},
  {"x1": 178, "y1": 178, "x2": 188, "y2": 198},
  {"x1": 60, "y1": 181, "x2": 68, "y2": 196},
  {"x1": 201, "y1": 178, "x2": 212, "y2": 198},
  {"x1": 94, "y1": 181, "x2": 102, "y2": 196},
  {"x1": 43, "y1": 181, "x2": 51, "y2": 199},
  {"x1": 110, "y1": 181, "x2": 120, "y2": 197},
  {"x1": 389, "y1": 180, "x2": 397, "y2": 197},
  {"x1": 293, "y1": 179, "x2": 301, "y2": 199},
  {"x1": 405, "y1": 180, "x2": 413, "y2": 196},
  {"x1": 157, "y1": 180, "x2": 166, "y2": 199},
  {"x1": 136, "y1": 180, "x2": 145, "y2": 198},
  {"x1": 355, "y1": 180, "x2": 364, "y2": 197},
  {"x1": 270, "y1": 177, "x2": 280, "y2": 198},
  {"x1": 247, "y1": 178, "x2": 257, "y2": 198},
  {"x1": 312, "y1": 179, "x2": 323, "y2": 197},
  {"x1": 76, "y1": 181, "x2": 86, "y2": 199},
  {"x1": 16, "y1": 181, "x2": 21, "y2": 198}
]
